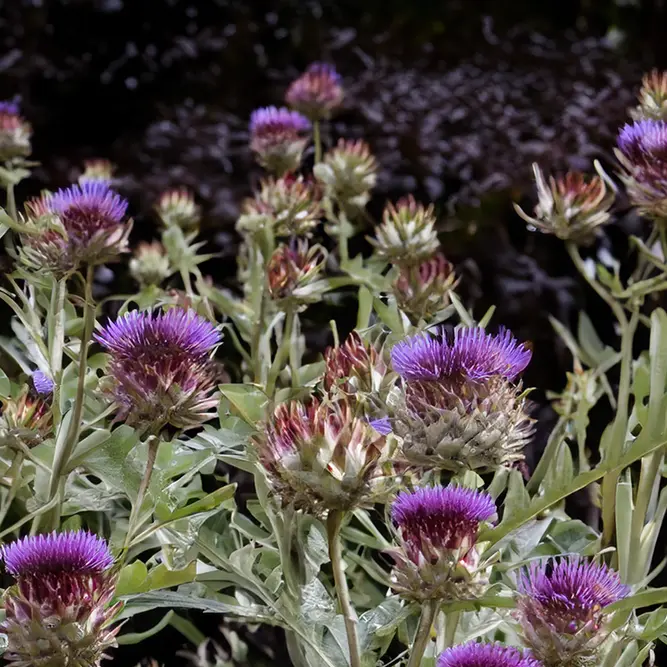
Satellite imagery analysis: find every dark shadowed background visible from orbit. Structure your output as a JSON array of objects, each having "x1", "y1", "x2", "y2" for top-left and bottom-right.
[{"x1": 1, "y1": 0, "x2": 666, "y2": 664}]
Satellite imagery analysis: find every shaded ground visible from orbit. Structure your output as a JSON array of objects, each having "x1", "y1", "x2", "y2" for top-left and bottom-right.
[{"x1": 0, "y1": 0, "x2": 665, "y2": 664}]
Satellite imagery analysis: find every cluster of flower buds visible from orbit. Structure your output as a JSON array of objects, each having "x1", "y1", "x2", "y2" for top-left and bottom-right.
[
  {"x1": 389, "y1": 485, "x2": 496, "y2": 601},
  {"x1": 616, "y1": 119, "x2": 667, "y2": 220},
  {"x1": 254, "y1": 397, "x2": 393, "y2": 515},
  {"x1": 237, "y1": 175, "x2": 322, "y2": 238},
  {"x1": 129, "y1": 241, "x2": 171, "y2": 287},
  {"x1": 285, "y1": 63, "x2": 344, "y2": 121},
  {"x1": 0, "y1": 374, "x2": 53, "y2": 449},
  {"x1": 393, "y1": 253, "x2": 457, "y2": 321},
  {"x1": 0, "y1": 531, "x2": 121, "y2": 667},
  {"x1": 79, "y1": 159, "x2": 115, "y2": 185},
  {"x1": 631, "y1": 69, "x2": 667, "y2": 122},
  {"x1": 267, "y1": 239, "x2": 327, "y2": 305},
  {"x1": 387, "y1": 327, "x2": 533, "y2": 472},
  {"x1": 94, "y1": 308, "x2": 221, "y2": 431},
  {"x1": 20, "y1": 181, "x2": 131, "y2": 274},
  {"x1": 370, "y1": 196, "x2": 440, "y2": 265},
  {"x1": 0, "y1": 100, "x2": 31, "y2": 164},
  {"x1": 314, "y1": 139, "x2": 377, "y2": 210},
  {"x1": 514, "y1": 162, "x2": 616, "y2": 245},
  {"x1": 438, "y1": 641, "x2": 543, "y2": 667},
  {"x1": 155, "y1": 187, "x2": 201, "y2": 233},
  {"x1": 516, "y1": 556, "x2": 629, "y2": 667},
  {"x1": 249, "y1": 106, "x2": 311, "y2": 175}
]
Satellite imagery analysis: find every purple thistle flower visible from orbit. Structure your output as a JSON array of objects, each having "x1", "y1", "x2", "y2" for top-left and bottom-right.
[
  {"x1": 516, "y1": 556, "x2": 629, "y2": 666},
  {"x1": 95, "y1": 308, "x2": 221, "y2": 430},
  {"x1": 392, "y1": 485, "x2": 496, "y2": 559},
  {"x1": 23, "y1": 181, "x2": 130, "y2": 272},
  {"x1": 1, "y1": 530, "x2": 120, "y2": 665},
  {"x1": 518, "y1": 556, "x2": 629, "y2": 633},
  {"x1": 616, "y1": 119, "x2": 667, "y2": 217},
  {"x1": 438, "y1": 642, "x2": 543, "y2": 667},
  {"x1": 391, "y1": 327, "x2": 531, "y2": 383},
  {"x1": 369, "y1": 417, "x2": 392, "y2": 435},
  {"x1": 0, "y1": 99, "x2": 31, "y2": 162},
  {"x1": 1, "y1": 531, "x2": 113, "y2": 577},
  {"x1": 249, "y1": 106, "x2": 311, "y2": 174},
  {"x1": 285, "y1": 62, "x2": 344, "y2": 120},
  {"x1": 31, "y1": 370, "x2": 54, "y2": 397}
]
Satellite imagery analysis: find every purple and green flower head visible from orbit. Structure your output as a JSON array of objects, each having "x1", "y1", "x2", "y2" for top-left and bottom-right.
[
  {"x1": 23, "y1": 180, "x2": 130, "y2": 272},
  {"x1": 517, "y1": 555, "x2": 629, "y2": 634},
  {"x1": 1, "y1": 530, "x2": 113, "y2": 578},
  {"x1": 392, "y1": 485, "x2": 496, "y2": 560},
  {"x1": 285, "y1": 62, "x2": 344, "y2": 120},
  {"x1": 391, "y1": 327, "x2": 531, "y2": 383},
  {"x1": 95, "y1": 308, "x2": 221, "y2": 430},
  {"x1": 249, "y1": 106, "x2": 311, "y2": 174},
  {"x1": 438, "y1": 642, "x2": 543, "y2": 667},
  {"x1": 0, "y1": 98, "x2": 31, "y2": 162}
]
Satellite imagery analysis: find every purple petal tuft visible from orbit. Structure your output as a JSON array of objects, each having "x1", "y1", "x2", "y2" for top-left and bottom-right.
[{"x1": 438, "y1": 641, "x2": 543, "y2": 667}]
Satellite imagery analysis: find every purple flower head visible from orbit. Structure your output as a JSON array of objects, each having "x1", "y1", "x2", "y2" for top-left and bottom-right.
[
  {"x1": 0, "y1": 100, "x2": 20, "y2": 116},
  {"x1": 0, "y1": 531, "x2": 120, "y2": 665},
  {"x1": 94, "y1": 308, "x2": 221, "y2": 430},
  {"x1": 391, "y1": 327, "x2": 531, "y2": 383},
  {"x1": 369, "y1": 417, "x2": 392, "y2": 435},
  {"x1": 392, "y1": 485, "x2": 496, "y2": 562},
  {"x1": 24, "y1": 181, "x2": 130, "y2": 272},
  {"x1": 285, "y1": 62, "x2": 344, "y2": 120},
  {"x1": 518, "y1": 556, "x2": 629, "y2": 634},
  {"x1": 1, "y1": 530, "x2": 113, "y2": 577},
  {"x1": 249, "y1": 106, "x2": 311, "y2": 138},
  {"x1": 618, "y1": 119, "x2": 667, "y2": 163},
  {"x1": 438, "y1": 642, "x2": 543, "y2": 667},
  {"x1": 249, "y1": 106, "x2": 311, "y2": 174},
  {"x1": 31, "y1": 370, "x2": 54, "y2": 397}
]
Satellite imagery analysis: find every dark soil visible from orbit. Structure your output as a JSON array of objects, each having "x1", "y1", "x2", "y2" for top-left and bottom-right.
[{"x1": 1, "y1": 0, "x2": 666, "y2": 664}]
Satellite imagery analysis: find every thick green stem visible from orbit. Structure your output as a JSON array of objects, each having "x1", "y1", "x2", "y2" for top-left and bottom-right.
[
  {"x1": 406, "y1": 600, "x2": 438, "y2": 667},
  {"x1": 443, "y1": 610, "x2": 460, "y2": 649},
  {"x1": 601, "y1": 309, "x2": 639, "y2": 547},
  {"x1": 327, "y1": 511, "x2": 361, "y2": 667},
  {"x1": 49, "y1": 278, "x2": 67, "y2": 427},
  {"x1": 313, "y1": 120, "x2": 322, "y2": 165},
  {"x1": 0, "y1": 452, "x2": 24, "y2": 528},
  {"x1": 123, "y1": 435, "x2": 160, "y2": 553},
  {"x1": 6, "y1": 183, "x2": 17, "y2": 222},
  {"x1": 265, "y1": 307, "x2": 295, "y2": 396},
  {"x1": 43, "y1": 265, "x2": 96, "y2": 530}
]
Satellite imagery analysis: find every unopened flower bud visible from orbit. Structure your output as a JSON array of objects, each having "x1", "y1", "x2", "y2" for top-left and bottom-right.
[
  {"x1": 237, "y1": 175, "x2": 321, "y2": 238},
  {"x1": 516, "y1": 556, "x2": 629, "y2": 667},
  {"x1": 285, "y1": 63, "x2": 344, "y2": 121},
  {"x1": 267, "y1": 239, "x2": 326, "y2": 304},
  {"x1": 129, "y1": 241, "x2": 171, "y2": 287},
  {"x1": 249, "y1": 106, "x2": 311, "y2": 175},
  {"x1": 95, "y1": 308, "x2": 221, "y2": 431},
  {"x1": 514, "y1": 162, "x2": 615, "y2": 245},
  {"x1": 314, "y1": 139, "x2": 377, "y2": 210},
  {"x1": 393, "y1": 253, "x2": 457, "y2": 321},
  {"x1": 0, "y1": 385, "x2": 52, "y2": 448},
  {"x1": 20, "y1": 182, "x2": 131, "y2": 275},
  {"x1": 79, "y1": 159, "x2": 115, "y2": 185},
  {"x1": 388, "y1": 327, "x2": 533, "y2": 472},
  {"x1": 616, "y1": 119, "x2": 667, "y2": 219},
  {"x1": 369, "y1": 196, "x2": 440, "y2": 265},
  {"x1": 389, "y1": 486, "x2": 496, "y2": 601},
  {"x1": 0, "y1": 100, "x2": 31, "y2": 163},
  {"x1": 323, "y1": 331, "x2": 387, "y2": 397},
  {"x1": 438, "y1": 642, "x2": 543, "y2": 667},
  {"x1": 254, "y1": 398, "x2": 393, "y2": 515},
  {"x1": 0, "y1": 531, "x2": 121, "y2": 667},
  {"x1": 631, "y1": 70, "x2": 667, "y2": 121},
  {"x1": 155, "y1": 188, "x2": 201, "y2": 232}
]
